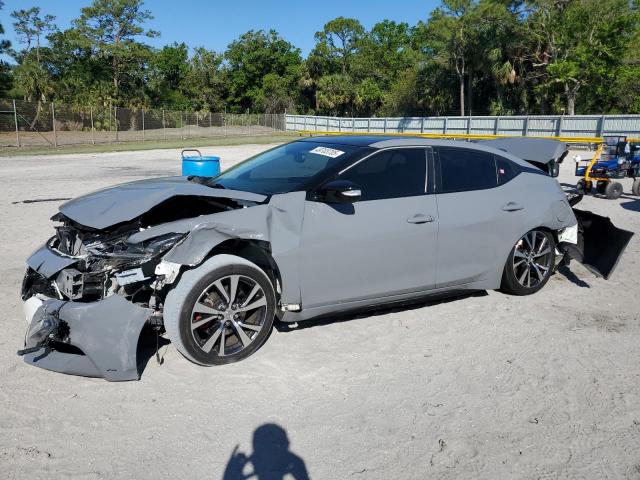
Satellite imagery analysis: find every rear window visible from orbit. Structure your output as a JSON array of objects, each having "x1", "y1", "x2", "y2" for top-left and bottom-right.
[{"x1": 437, "y1": 147, "x2": 497, "y2": 193}]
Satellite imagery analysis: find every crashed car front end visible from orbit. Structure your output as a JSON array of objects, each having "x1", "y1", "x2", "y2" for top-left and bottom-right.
[
  {"x1": 19, "y1": 217, "x2": 187, "y2": 381},
  {"x1": 17, "y1": 175, "x2": 273, "y2": 381}
]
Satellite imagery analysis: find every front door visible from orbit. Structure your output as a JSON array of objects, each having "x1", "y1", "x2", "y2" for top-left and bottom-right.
[{"x1": 298, "y1": 148, "x2": 439, "y2": 309}]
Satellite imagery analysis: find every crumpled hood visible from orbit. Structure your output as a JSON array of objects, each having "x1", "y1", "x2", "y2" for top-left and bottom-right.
[{"x1": 58, "y1": 176, "x2": 267, "y2": 230}]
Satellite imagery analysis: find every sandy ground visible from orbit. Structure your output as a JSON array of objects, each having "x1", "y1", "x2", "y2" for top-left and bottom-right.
[{"x1": 0, "y1": 145, "x2": 639, "y2": 480}]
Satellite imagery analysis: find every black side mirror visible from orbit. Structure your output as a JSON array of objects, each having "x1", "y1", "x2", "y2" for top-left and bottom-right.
[{"x1": 316, "y1": 180, "x2": 362, "y2": 203}]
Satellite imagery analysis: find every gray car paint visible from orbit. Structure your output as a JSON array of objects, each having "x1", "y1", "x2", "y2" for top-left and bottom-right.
[
  {"x1": 298, "y1": 183, "x2": 439, "y2": 308},
  {"x1": 127, "y1": 191, "x2": 307, "y2": 305},
  {"x1": 59, "y1": 176, "x2": 266, "y2": 229},
  {"x1": 20, "y1": 136, "x2": 581, "y2": 381},
  {"x1": 27, "y1": 243, "x2": 79, "y2": 278},
  {"x1": 23, "y1": 294, "x2": 152, "y2": 381},
  {"x1": 478, "y1": 137, "x2": 568, "y2": 164}
]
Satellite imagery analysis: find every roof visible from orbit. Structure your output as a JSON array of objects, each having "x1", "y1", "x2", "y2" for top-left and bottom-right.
[
  {"x1": 297, "y1": 134, "x2": 567, "y2": 168},
  {"x1": 298, "y1": 134, "x2": 495, "y2": 149},
  {"x1": 297, "y1": 135, "x2": 528, "y2": 165}
]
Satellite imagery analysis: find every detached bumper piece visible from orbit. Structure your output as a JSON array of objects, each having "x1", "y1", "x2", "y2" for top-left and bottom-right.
[
  {"x1": 20, "y1": 295, "x2": 152, "y2": 382},
  {"x1": 563, "y1": 208, "x2": 634, "y2": 279}
]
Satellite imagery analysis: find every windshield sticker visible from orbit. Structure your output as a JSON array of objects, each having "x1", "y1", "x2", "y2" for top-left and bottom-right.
[{"x1": 310, "y1": 146, "x2": 345, "y2": 158}]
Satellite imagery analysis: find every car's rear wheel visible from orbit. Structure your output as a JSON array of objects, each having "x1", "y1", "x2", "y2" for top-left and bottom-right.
[
  {"x1": 164, "y1": 255, "x2": 276, "y2": 366},
  {"x1": 501, "y1": 229, "x2": 556, "y2": 296},
  {"x1": 632, "y1": 178, "x2": 640, "y2": 196}
]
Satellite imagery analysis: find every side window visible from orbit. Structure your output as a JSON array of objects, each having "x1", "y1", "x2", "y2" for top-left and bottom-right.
[
  {"x1": 495, "y1": 156, "x2": 520, "y2": 185},
  {"x1": 437, "y1": 147, "x2": 497, "y2": 193},
  {"x1": 339, "y1": 148, "x2": 427, "y2": 201}
]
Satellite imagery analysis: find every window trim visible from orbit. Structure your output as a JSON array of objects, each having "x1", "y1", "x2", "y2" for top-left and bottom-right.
[{"x1": 326, "y1": 146, "x2": 432, "y2": 201}]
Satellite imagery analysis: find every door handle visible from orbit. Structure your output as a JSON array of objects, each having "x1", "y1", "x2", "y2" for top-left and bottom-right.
[
  {"x1": 407, "y1": 213, "x2": 435, "y2": 224},
  {"x1": 502, "y1": 201, "x2": 524, "y2": 212}
]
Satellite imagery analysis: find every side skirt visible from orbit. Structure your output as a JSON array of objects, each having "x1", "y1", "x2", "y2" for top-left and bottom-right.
[{"x1": 281, "y1": 282, "x2": 489, "y2": 323}]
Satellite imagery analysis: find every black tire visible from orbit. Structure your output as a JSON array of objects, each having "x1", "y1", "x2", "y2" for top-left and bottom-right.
[
  {"x1": 501, "y1": 229, "x2": 556, "y2": 296},
  {"x1": 605, "y1": 181, "x2": 623, "y2": 199},
  {"x1": 164, "y1": 254, "x2": 276, "y2": 366},
  {"x1": 576, "y1": 179, "x2": 589, "y2": 195},
  {"x1": 632, "y1": 178, "x2": 640, "y2": 196},
  {"x1": 596, "y1": 180, "x2": 607, "y2": 195}
]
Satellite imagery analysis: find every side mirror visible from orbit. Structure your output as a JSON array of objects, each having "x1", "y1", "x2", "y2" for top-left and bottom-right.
[{"x1": 316, "y1": 180, "x2": 362, "y2": 203}]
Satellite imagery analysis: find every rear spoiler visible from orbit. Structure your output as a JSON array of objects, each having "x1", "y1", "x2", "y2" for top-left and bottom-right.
[{"x1": 479, "y1": 138, "x2": 569, "y2": 177}]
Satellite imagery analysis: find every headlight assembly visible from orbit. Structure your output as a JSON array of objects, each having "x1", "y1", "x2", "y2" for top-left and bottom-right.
[{"x1": 84, "y1": 232, "x2": 186, "y2": 270}]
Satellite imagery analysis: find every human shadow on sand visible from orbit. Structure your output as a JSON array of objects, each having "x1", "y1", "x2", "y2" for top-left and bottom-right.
[{"x1": 222, "y1": 424, "x2": 309, "y2": 480}]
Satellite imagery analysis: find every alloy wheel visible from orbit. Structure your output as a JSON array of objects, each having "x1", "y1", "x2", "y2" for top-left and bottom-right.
[
  {"x1": 190, "y1": 274, "x2": 268, "y2": 356},
  {"x1": 512, "y1": 230, "x2": 554, "y2": 288}
]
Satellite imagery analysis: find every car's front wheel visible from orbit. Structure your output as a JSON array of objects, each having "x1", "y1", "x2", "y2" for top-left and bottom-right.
[
  {"x1": 501, "y1": 229, "x2": 556, "y2": 295},
  {"x1": 164, "y1": 255, "x2": 276, "y2": 366}
]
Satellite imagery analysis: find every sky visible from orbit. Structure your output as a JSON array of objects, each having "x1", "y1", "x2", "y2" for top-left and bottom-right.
[{"x1": 0, "y1": 0, "x2": 439, "y2": 60}]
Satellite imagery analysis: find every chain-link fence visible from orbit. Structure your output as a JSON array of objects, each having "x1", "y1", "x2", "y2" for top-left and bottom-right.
[{"x1": 0, "y1": 99, "x2": 287, "y2": 148}]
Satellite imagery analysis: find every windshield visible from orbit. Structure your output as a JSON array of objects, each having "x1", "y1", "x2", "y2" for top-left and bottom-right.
[{"x1": 209, "y1": 141, "x2": 362, "y2": 195}]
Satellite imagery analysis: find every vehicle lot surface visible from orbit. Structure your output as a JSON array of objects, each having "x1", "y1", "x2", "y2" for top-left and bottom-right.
[{"x1": 1, "y1": 144, "x2": 639, "y2": 479}]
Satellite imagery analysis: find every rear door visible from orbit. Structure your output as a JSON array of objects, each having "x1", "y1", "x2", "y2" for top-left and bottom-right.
[
  {"x1": 434, "y1": 147, "x2": 527, "y2": 288},
  {"x1": 298, "y1": 147, "x2": 439, "y2": 308}
]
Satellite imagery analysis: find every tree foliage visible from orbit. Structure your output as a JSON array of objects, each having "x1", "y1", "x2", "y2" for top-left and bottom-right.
[{"x1": 2, "y1": 0, "x2": 639, "y2": 115}]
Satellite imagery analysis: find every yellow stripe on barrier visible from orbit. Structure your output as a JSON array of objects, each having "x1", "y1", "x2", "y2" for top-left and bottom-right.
[{"x1": 296, "y1": 130, "x2": 640, "y2": 145}]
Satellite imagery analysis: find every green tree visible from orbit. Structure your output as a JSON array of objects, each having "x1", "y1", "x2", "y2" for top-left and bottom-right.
[
  {"x1": 146, "y1": 42, "x2": 190, "y2": 108},
  {"x1": 185, "y1": 47, "x2": 225, "y2": 111},
  {"x1": 224, "y1": 30, "x2": 302, "y2": 112},
  {"x1": 0, "y1": 1, "x2": 12, "y2": 96},
  {"x1": 525, "y1": 0, "x2": 639, "y2": 114},
  {"x1": 416, "y1": 0, "x2": 481, "y2": 115},
  {"x1": 316, "y1": 73, "x2": 355, "y2": 116},
  {"x1": 313, "y1": 17, "x2": 364, "y2": 75},
  {"x1": 353, "y1": 20, "x2": 415, "y2": 91},
  {"x1": 11, "y1": 7, "x2": 56, "y2": 62},
  {"x1": 10, "y1": 7, "x2": 57, "y2": 102},
  {"x1": 72, "y1": 0, "x2": 158, "y2": 103}
]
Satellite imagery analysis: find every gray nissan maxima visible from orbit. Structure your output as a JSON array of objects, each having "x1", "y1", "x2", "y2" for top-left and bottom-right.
[{"x1": 18, "y1": 136, "x2": 632, "y2": 381}]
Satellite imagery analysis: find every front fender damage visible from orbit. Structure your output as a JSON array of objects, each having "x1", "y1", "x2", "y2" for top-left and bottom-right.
[{"x1": 150, "y1": 191, "x2": 306, "y2": 304}]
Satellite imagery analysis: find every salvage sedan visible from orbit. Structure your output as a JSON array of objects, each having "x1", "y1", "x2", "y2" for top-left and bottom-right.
[{"x1": 18, "y1": 136, "x2": 633, "y2": 381}]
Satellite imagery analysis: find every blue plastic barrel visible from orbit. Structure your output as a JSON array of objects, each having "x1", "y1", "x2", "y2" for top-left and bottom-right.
[{"x1": 181, "y1": 149, "x2": 221, "y2": 177}]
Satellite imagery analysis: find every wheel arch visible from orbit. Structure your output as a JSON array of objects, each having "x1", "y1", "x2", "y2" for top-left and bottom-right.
[{"x1": 202, "y1": 239, "x2": 282, "y2": 299}]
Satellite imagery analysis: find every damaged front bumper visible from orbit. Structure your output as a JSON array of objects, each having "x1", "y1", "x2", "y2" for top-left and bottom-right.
[
  {"x1": 20, "y1": 294, "x2": 152, "y2": 381},
  {"x1": 19, "y1": 243, "x2": 155, "y2": 381}
]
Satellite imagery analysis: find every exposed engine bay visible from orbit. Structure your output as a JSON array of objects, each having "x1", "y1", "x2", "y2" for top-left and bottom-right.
[
  {"x1": 23, "y1": 194, "x2": 253, "y2": 305},
  {"x1": 18, "y1": 187, "x2": 269, "y2": 381}
]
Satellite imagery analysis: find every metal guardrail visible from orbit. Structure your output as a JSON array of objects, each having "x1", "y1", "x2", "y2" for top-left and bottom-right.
[
  {"x1": 286, "y1": 114, "x2": 640, "y2": 144},
  {"x1": 294, "y1": 130, "x2": 638, "y2": 144}
]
